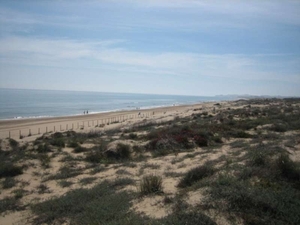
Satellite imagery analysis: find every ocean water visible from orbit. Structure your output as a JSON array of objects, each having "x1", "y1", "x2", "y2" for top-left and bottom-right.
[{"x1": 0, "y1": 88, "x2": 235, "y2": 120}]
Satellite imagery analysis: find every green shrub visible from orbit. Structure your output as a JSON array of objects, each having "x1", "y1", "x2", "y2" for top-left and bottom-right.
[
  {"x1": 2, "y1": 177, "x2": 17, "y2": 189},
  {"x1": 116, "y1": 143, "x2": 131, "y2": 159},
  {"x1": 52, "y1": 132, "x2": 63, "y2": 138},
  {"x1": 249, "y1": 148, "x2": 268, "y2": 166},
  {"x1": 47, "y1": 166, "x2": 81, "y2": 180},
  {"x1": 85, "y1": 150, "x2": 103, "y2": 163},
  {"x1": 37, "y1": 144, "x2": 52, "y2": 153},
  {"x1": 37, "y1": 153, "x2": 51, "y2": 168},
  {"x1": 160, "y1": 210, "x2": 216, "y2": 225},
  {"x1": 37, "y1": 184, "x2": 50, "y2": 194},
  {"x1": 208, "y1": 178, "x2": 300, "y2": 225},
  {"x1": 73, "y1": 146, "x2": 87, "y2": 153},
  {"x1": 68, "y1": 141, "x2": 79, "y2": 148},
  {"x1": 50, "y1": 138, "x2": 65, "y2": 147},
  {"x1": 193, "y1": 135, "x2": 208, "y2": 147},
  {"x1": 9, "y1": 139, "x2": 18, "y2": 148},
  {"x1": 269, "y1": 124, "x2": 287, "y2": 133},
  {"x1": 0, "y1": 163, "x2": 23, "y2": 178},
  {"x1": 178, "y1": 165, "x2": 214, "y2": 188},
  {"x1": 31, "y1": 181, "x2": 137, "y2": 225},
  {"x1": 139, "y1": 175, "x2": 163, "y2": 195},
  {"x1": 128, "y1": 133, "x2": 138, "y2": 139},
  {"x1": 0, "y1": 197, "x2": 19, "y2": 213},
  {"x1": 80, "y1": 177, "x2": 97, "y2": 185},
  {"x1": 57, "y1": 180, "x2": 73, "y2": 188},
  {"x1": 276, "y1": 153, "x2": 300, "y2": 181},
  {"x1": 230, "y1": 130, "x2": 252, "y2": 138}
]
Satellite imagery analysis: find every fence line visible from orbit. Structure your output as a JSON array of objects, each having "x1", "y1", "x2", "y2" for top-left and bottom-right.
[{"x1": 0, "y1": 111, "x2": 166, "y2": 140}]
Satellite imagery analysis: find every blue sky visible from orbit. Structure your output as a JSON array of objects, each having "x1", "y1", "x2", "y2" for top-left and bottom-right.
[{"x1": 0, "y1": 0, "x2": 299, "y2": 96}]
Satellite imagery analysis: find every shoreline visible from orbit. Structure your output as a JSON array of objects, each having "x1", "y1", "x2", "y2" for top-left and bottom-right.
[
  {"x1": 0, "y1": 101, "x2": 231, "y2": 140},
  {"x1": 0, "y1": 100, "x2": 208, "y2": 122}
]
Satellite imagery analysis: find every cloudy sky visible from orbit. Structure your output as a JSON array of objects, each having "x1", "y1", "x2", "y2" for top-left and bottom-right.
[{"x1": 0, "y1": 0, "x2": 299, "y2": 96}]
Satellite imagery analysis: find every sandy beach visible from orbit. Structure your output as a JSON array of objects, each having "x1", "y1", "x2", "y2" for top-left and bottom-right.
[{"x1": 0, "y1": 102, "x2": 223, "y2": 140}]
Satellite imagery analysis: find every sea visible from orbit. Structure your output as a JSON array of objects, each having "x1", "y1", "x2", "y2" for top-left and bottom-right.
[{"x1": 0, "y1": 88, "x2": 239, "y2": 120}]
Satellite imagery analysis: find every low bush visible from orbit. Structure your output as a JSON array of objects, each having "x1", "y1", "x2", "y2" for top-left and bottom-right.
[
  {"x1": 2, "y1": 177, "x2": 17, "y2": 189},
  {"x1": 128, "y1": 133, "x2": 138, "y2": 139},
  {"x1": 57, "y1": 180, "x2": 73, "y2": 188},
  {"x1": 160, "y1": 210, "x2": 216, "y2": 225},
  {"x1": 9, "y1": 139, "x2": 18, "y2": 148},
  {"x1": 50, "y1": 138, "x2": 65, "y2": 148},
  {"x1": 276, "y1": 153, "x2": 300, "y2": 181},
  {"x1": 178, "y1": 165, "x2": 214, "y2": 188},
  {"x1": 80, "y1": 177, "x2": 97, "y2": 185},
  {"x1": 47, "y1": 166, "x2": 81, "y2": 180},
  {"x1": 68, "y1": 141, "x2": 79, "y2": 148},
  {"x1": 193, "y1": 135, "x2": 208, "y2": 147},
  {"x1": 208, "y1": 177, "x2": 300, "y2": 225},
  {"x1": 139, "y1": 175, "x2": 163, "y2": 195},
  {"x1": 0, "y1": 163, "x2": 23, "y2": 178},
  {"x1": 36, "y1": 144, "x2": 52, "y2": 153},
  {"x1": 248, "y1": 147, "x2": 268, "y2": 166},
  {"x1": 116, "y1": 143, "x2": 131, "y2": 159},
  {"x1": 37, "y1": 153, "x2": 51, "y2": 168},
  {"x1": 73, "y1": 146, "x2": 87, "y2": 153},
  {"x1": 31, "y1": 181, "x2": 138, "y2": 225},
  {"x1": 269, "y1": 124, "x2": 287, "y2": 133},
  {"x1": 0, "y1": 197, "x2": 19, "y2": 213},
  {"x1": 52, "y1": 132, "x2": 63, "y2": 139}
]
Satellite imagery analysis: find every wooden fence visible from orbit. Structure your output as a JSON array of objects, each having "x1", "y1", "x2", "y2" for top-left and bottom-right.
[{"x1": 0, "y1": 111, "x2": 166, "y2": 140}]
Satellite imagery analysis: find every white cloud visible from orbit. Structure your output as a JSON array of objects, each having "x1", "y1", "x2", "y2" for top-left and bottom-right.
[{"x1": 0, "y1": 36, "x2": 298, "y2": 85}]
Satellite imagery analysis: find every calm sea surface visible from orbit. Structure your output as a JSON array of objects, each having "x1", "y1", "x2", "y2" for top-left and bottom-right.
[{"x1": 0, "y1": 89, "x2": 236, "y2": 120}]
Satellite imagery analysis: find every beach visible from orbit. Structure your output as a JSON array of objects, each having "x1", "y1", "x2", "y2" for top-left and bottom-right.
[{"x1": 0, "y1": 101, "x2": 224, "y2": 140}]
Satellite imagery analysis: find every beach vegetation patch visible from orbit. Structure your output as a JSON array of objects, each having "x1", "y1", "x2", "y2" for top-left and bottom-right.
[
  {"x1": 9, "y1": 138, "x2": 18, "y2": 148},
  {"x1": 46, "y1": 165, "x2": 81, "y2": 180},
  {"x1": 2, "y1": 177, "x2": 17, "y2": 189},
  {"x1": 57, "y1": 180, "x2": 73, "y2": 188},
  {"x1": 139, "y1": 174, "x2": 163, "y2": 195},
  {"x1": 50, "y1": 138, "x2": 65, "y2": 148},
  {"x1": 37, "y1": 184, "x2": 50, "y2": 194},
  {"x1": 68, "y1": 141, "x2": 79, "y2": 148},
  {"x1": 178, "y1": 165, "x2": 215, "y2": 188},
  {"x1": 52, "y1": 132, "x2": 64, "y2": 139},
  {"x1": 36, "y1": 143, "x2": 52, "y2": 153},
  {"x1": 128, "y1": 133, "x2": 138, "y2": 139},
  {"x1": 206, "y1": 175, "x2": 300, "y2": 225},
  {"x1": 0, "y1": 162, "x2": 23, "y2": 178},
  {"x1": 31, "y1": 180, "x2": 141, "y2": 225},
  {"x1": 275, "y1": 153, "x2": 300, "y2": 182},
  {"x1": 80, "y1": 177, "x2": 97, "y2": 185},
  {"x1": 37, "y1": 153, "x2": 51, "y2": 168},
  {"x1": 73, "y1": 146, "x2": 88, "y2": 153},
  {"x1": 0, "y1": 197, "x2": 20, "y2": 214}
]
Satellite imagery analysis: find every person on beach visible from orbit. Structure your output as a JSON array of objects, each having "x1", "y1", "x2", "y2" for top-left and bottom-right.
[
  {"x1": 138, "y1": 112, "x2": 141, "y2": 117},
  {"x1": 87, "y1": 110, "x2": 88, "y2": 114},
  {"x1": 84, "y1": 111, "x2": 85, "y2": 115}
]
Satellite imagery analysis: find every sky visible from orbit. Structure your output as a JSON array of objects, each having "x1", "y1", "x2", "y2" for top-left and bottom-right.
[{"x1": 0, "y1": 0, "x2": 300, "y2": 96}]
